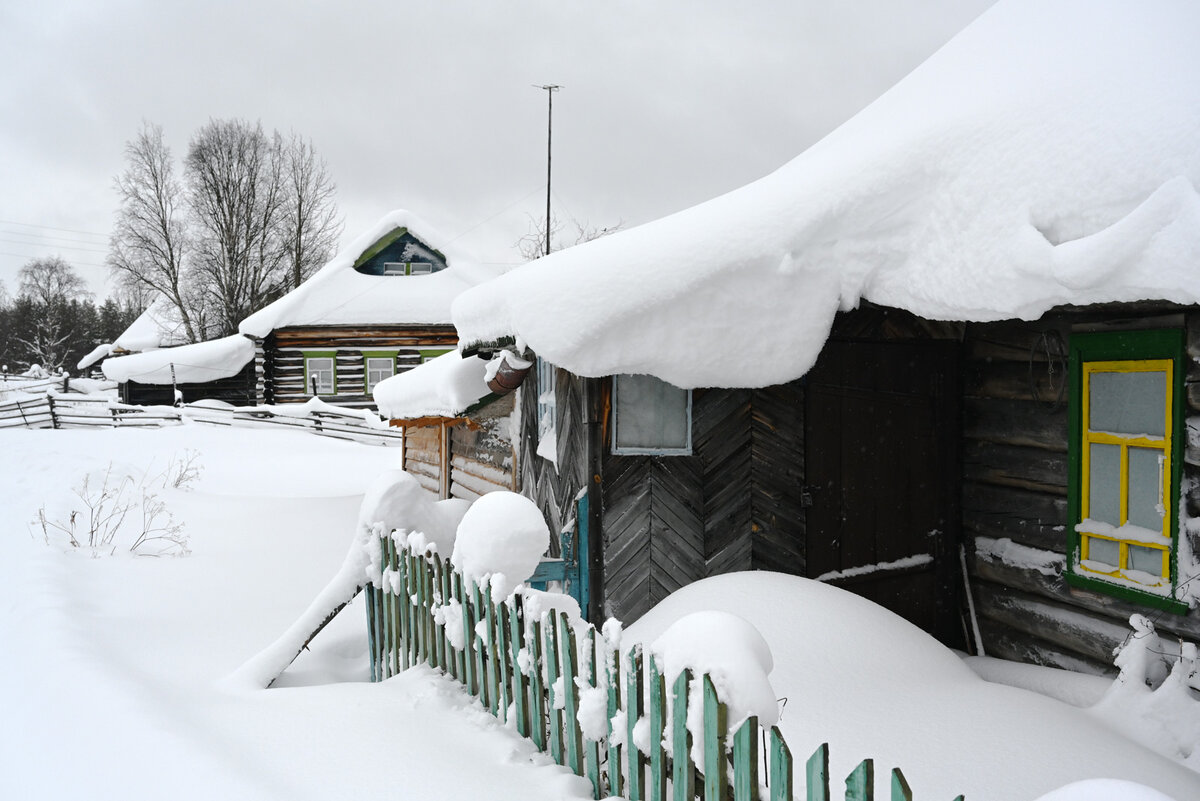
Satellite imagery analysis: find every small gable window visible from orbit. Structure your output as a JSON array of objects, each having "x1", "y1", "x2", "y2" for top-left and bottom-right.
[
  {"x1": 304, "y1": 353, "x2": 336, "y2": 396},
  {"x1": 1068, "y1": 329, "x2": 1185, "y2": 612},
  {"x1": 611, "y1": 374, "x2": 692, "y2": 456}
]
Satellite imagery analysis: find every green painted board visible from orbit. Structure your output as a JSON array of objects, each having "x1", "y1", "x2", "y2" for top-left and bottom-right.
[
  {"x1": 456, "y1": 573, "x2": 475, "y2": 695},
  {"x1": 672, "y1": 669, "x2": 694, "y2": 801},
  {"x1": 582, "y1": 628, "x2": 601, "y2": 798},
  {"x1": 606, "y1": 646, "x2": 623, "y2": 799},
  {"x1": 732, "y1": 717, "x2": 759, "y2": 801},
  {"x1": 559, "y1": 614, "x2": 584, "y2": 777},
  {"x1": 805, "y1": 742, "x2": 829, "y2": 801},
  {"x1": 545, "y1": 615, "x2": 564, "y2": 765},
  {"x1": 890, "y1": 768, "x2": 911, "y2": 801},
  {"x1": 472, "y1": 583, "x2": 490, "y2": 709},
  {"x1": 703, "y1": 675, "x2": 727, "y2": 801},
  {"x1": 626, "y1": 647, "x2": 646, "y2": 801},
  {"x1": 648, "y1": 656, "x2": 667, "y2": 801},
  {"x1": 364, "y1": 579, "x2": 377, "y2": 682},
  {"x1": 485, "y1": 589, "x2": 501, "y2": 716},
  {"x1": 528, "y1": 617, "x2": 547, "y2": 751},
  {"x1": 846, "y1": 760, "x2": 874, "y2": 801},
  {"x1": 768, "y1": 728, "x2": 793, "y2": 801}
]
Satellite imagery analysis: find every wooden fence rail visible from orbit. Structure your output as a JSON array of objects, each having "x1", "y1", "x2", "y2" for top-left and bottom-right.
[
  {"x1": 0, "y1": 392, "x2": 404, "y2": 446},
  {"x1": 367, "y1": 536, "x2": 965, "y2": 801}
]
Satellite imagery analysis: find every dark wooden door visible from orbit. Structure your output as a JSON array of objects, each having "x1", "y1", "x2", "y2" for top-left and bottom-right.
[{"x1": 804, "y1": 339, "x2": 961, "y2": 645}]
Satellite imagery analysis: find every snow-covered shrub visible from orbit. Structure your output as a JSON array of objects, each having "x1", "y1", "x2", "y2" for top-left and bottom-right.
[
  {"x1": 1092, "y1": 615, "x2": 1199, "y2": 771},
  {"x1": 32, "y1": 454, "x2": 197, "y2": 557}
]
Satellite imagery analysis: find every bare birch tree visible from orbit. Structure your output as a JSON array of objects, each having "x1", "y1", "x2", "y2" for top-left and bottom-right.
[
  {"x1": 16, "y1": 256, "x2": 91, "y2": 371},
  {"x1": 279, "y1": 134, "x2": 342, "y2": 290},
  {"x1": 108, "y1": 123, "x2": 202, "y2": 342}
]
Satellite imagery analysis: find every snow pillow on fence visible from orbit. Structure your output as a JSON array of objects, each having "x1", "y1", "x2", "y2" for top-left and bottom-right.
[
  {"x1": 357, "y1": 470, "x2": 464, "y2": 557},
  {"x1": 452, "y1": 491, "x2": 549, "y2": 601}
]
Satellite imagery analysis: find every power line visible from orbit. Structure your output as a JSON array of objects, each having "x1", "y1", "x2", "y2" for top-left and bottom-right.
[
  {"x1": 0, "y1": 219, "x2": 108, "y2": 240},
  {"x1": 0, "y1": 250, "x2": 107, "y2": 269},
  {"x1": 0, "y1": 228, "x2": 111, "y2": 248},
  {"x1": 0, "y1": 237, "x2": 109, "y2": 255}
]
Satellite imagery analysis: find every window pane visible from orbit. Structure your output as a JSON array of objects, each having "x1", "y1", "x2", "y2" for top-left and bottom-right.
[
  {"x1": 1127, "y1": 545, "x2": 1164, "y2": 577},
  {"x1": 1086, "y1": 537, "x2": 1119, "y2": 568},
  {"x1": 1127, "y1": 447, "x2": 1164, "y2": 531},
  {"x1": 1087, "y1": 443, "x2": 1120, "y2": 525},
  {"x1": 1088, "y1": 370, "x2": 1165, "y2": 437},
  {"x1": 615, "y1": 374, "x2": 689, "y2": 451},
  {"x1": 308, "y1": 358, "x2": 334, "y2": 394}
]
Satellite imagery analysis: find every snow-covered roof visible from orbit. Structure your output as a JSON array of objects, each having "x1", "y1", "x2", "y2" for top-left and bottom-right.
[
  {"x1": 453, "y1": 0, "x2": 1200, "y2": 389},
  {"x1": 78, "y1": 298, "x2": 192, "y2": 370},
  {"x1": 101, "y1": 335, "x2": 255, "y2": 385},
  {"x1": 373, "y1": 350, "x2": 492, "y2": 420},
  {"x1": 240, "y1": 210, "x2": 504, "y2": 337}
]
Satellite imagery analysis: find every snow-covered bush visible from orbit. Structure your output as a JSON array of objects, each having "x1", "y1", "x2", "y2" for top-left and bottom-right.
[
  {"x1": 32, "y1": 452, "x2": 199, "y2": 557},
  {"x1": 1092, "y1": 615, "x2": 1199, "y2": 771}
]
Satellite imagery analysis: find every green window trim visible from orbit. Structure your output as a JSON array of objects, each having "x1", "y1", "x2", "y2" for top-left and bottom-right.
[
  {"x1": 362, "y1": 350, "x2": 397, "y2": 393},
  {"x1": 303, "y1": 350, "x2": 338, "y2": 396},
  {"x1": 418, "y1": 348, "x2": 453, "y2": 363},
  {"x1": 1066, "y1": 328, "x2": 1188, "y2": 614}
]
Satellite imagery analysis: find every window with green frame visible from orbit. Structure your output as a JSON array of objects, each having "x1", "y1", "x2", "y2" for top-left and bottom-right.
[
  {"x1": 303, "y1": 351, "x2": 337, "y2": 396},
  {"x1": 1067, "y1": 328, "x2": 1186, "y2": 613},
  {"x1": 362, "y1": 351, "x2": 396, "y2": 393}
]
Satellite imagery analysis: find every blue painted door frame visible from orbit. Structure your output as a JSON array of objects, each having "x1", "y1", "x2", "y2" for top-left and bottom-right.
[{"x1": 528, "y1": 493, "x2": 591, "y2": 621}]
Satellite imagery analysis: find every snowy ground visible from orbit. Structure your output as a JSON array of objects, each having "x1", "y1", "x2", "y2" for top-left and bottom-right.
[
  {"x1": 0, "y1": 426, "x2": 593, "y2": 801},
  {"x1": 1, "y1": 425, "x2": 1196, "y2": 800}
]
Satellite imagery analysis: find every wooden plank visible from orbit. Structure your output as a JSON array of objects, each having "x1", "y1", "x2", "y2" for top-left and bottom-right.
[
  {"x1": 845, "y1": 760, "x2": 873, "y2": 801},
  {"x1": 485, "y1": 587, "x2": 502, "y2": 716},
  {"x1": 560, "y1": 614, "x2": 584, "y2": 776},
  {"x1": 365, "y1": 577, "x2": 378, "y2": 682},
  {"x1": 627, "y1": 647, "x2": 647, "y2": 801},
  {"x1": 702, "y1": 675, "x2": 728, "y2": 801},
  {"x1": 805, "y1": 742, "x2": 828, "y2": 801},
  {"x1": 648, "y1": 656, "x2": 667, "y2": 801},
  {"x1": 768, "y1": 728, "x2": 793, "y2": 801},
  {"x1": 963, "y1": 396, "x2": 1067, "y2": 451},
  {"x1": 890, "y1": 768, "x2": 912, "y2": 801},
  {"x1": 528, "y1": 617, "x2": 547, "y2": 751},
  {"x1": 545, "y1": 616, "x2": 564, "y2": 765},
  {"x1": 507, "y1": 599, "x2": 530, "y2": 737},
  {"x1": 606, "y1": 646, "x2": 624, "y2": 799},
  {"x1": 671, "y1": 669, "x2": 694, "y2": 801},
  {"x1": 732, "y1": 717, "x2": 759, "y2": 801},
  {"x1": 583, "y1": 628, "x2": 601, "y2": 797}
]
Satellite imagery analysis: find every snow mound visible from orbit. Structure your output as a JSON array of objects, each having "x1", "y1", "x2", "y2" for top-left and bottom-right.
[
  {"x1": 451, "y1": 491, "x2": 549, "y2": 600},
  {"x1": 651, "y1": 610, "x2": 778, "y2": 729},
  {"x1": 102, "y1": 335, "x2": 254, "y2": 384},
  {"x1": 1033, "y1": 779, "x2": 1179, "y2": 801},
  {"x1": 374, "y1": 349, "x2": 491, "y2": 419},
  {"x1": 357, "y1": 470, "x2": 465, "y2": 557}
]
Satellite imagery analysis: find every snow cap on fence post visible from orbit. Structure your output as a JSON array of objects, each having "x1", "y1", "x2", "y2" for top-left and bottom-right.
[{"x1": 452, "y1": 491, "x2": 549, "y2": 602}]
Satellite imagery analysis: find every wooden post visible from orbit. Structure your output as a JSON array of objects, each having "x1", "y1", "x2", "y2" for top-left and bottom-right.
[
  {"x1": 545, "y1": 615, "x2": 564, "y2": 765},
  {"x1": 703, "y1": 675, "x2": 728, "y2": 801},
  {"x1": 648, "y1": 656, "x2": 667, "y2": 801},
  {"x1": 732, "y1": 717, "x2": 760, "y2": 801},
  {"x1": 606, "y1": 646, "x2": 624, "y2": 799},
  {"x1": 509, "y1": 596, "x2": 530, "y2": 737},
  {"x1": 768, "y1": 728, "x2": 793, "y2": 801},
  {"x1": 846, "y1": 760, "x2": 873, "y2": 801},
  {"x1": 626, "y1": 647, "x2": 647, "y2": 801},
  {"x1": 671, "y1": 669, "x2": 695, "y2": 801},
  {"x1": 46, "y1": 394, "x2": 58, "y2": 429},
  {"x1": 806, "y1": 743, "x2": 829, "y2": 801},
  {"x1": 559, "y1": 613, "x2": 584, "y2": 777}
]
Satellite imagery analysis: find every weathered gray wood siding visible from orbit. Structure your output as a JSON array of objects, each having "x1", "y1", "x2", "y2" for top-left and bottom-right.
[
  {"x1": 403, "y1": 424, "x2": 444, "y2": 497},
  {"x1": 449, "y1": 394, "x2": 517, "y2": 501},
  {"x1": 120, "y1": 360, "x2": 257, "y2": 406},
  {"x1": 262, "y1": 325, "x2": 457, "y2": 409},
  {"x1": 962, "y1": 305, "x2": 1200, "y2": 675},
  {"x1": 600, "y1": 384, "x2": 807, "y2": 623}
]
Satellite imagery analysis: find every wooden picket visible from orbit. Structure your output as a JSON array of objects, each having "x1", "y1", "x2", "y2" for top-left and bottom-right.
[{"x1": 365, "y1": 538, "x2": 964, "y2": 801}]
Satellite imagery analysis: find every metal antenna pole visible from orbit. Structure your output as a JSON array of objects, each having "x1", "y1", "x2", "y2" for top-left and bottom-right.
[{"x1": 536, "y1": 84, "x2": 562, "y2": 256}]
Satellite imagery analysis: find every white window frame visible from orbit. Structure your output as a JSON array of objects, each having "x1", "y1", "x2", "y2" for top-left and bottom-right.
[
  {"x1": 536, "y1": 356, "x2": 557, "y2": 463},
  {"x1": 610, "y1": 373, "x2": 693, "y2": 456},
  {"x1": 304, "y1": 355, "x2": 336, "y2": 396},
  {"x1": 365, "y1": 356, "x2": 395, "y2": 393}
]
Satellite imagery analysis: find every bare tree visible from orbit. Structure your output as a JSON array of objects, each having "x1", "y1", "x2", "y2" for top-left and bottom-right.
[
  {"x1": 279, "y1": 134, "x2": 343, "y2": 290},
  {"x1": 108, "y1": 123, "x2": 202, "y2": 342},
  {"x1": 185, "y1": 119, "x2": 289, "y2": 335},
  {"x1": 15, "y1": 256, "x2": 90, "y2": 372},
  {"x1": 515, "y1": 213, "x2": 623, "y2": 262},
  {"x1": 18, "y1": 255, "x2": 90, "y2": 306}
]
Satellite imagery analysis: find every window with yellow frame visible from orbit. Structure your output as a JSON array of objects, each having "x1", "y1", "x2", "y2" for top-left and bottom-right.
[{"x1": 1067, "y1": 329, "x2": 1186, "y2": 613}]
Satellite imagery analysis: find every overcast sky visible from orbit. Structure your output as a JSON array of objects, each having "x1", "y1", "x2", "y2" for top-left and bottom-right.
[{"x1": 0, "y1": 1, "x2": 994, "y2": 300}]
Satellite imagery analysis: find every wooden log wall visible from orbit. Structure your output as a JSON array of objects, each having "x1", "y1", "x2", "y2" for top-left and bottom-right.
[
  {"x1": 263, "y1": 325, "x2": 457, "y2": 409},
  {"x1": 120, "y1": 360, "x2": 257, "y2": 407},
  {"x1": 962, "y1": 304, "x2": 1200, "y2": 674},
  {"x1": 448, "y1": 394, "x2": 517, "y2": 501},
  {"x1": 403, "y1": 424, "x2": 445, "y2": 497}
]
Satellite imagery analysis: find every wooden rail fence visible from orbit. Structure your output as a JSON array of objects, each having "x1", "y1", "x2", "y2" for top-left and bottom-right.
[
  {"x1": 366, "y1": 536, "x2": 964, "y2": 801},
  {"x1": 0, "y1": 392, "x2": 404, "y2": 446}
]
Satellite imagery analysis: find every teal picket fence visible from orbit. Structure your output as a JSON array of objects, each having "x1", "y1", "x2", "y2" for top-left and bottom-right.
[{"x1": 366, "y1": 535, "x2": 964, "y2": 801}]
